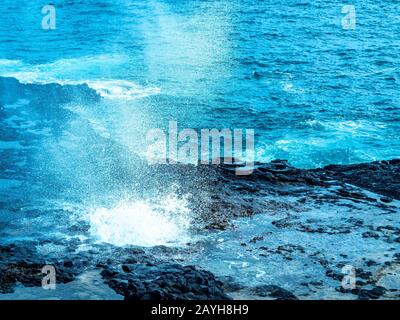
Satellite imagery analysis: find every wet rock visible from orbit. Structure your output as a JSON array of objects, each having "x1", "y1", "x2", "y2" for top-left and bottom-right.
[
  {"x1": 0, "y1": 242, "x2": 231, "y2": 300},
  {"x1": 121, "y1": 265, "x2": 131, "y2": 273},
  {"x1": 325, "y1": 269, "x2": 343, "y2": 281},
  {"x1": 316, "y1": 160, "x2": 400, "y2": 200},
  {"x1": 249, "y1": 236, "x2": 264, "y2": 243},
  {"x1": 250, "y1": 285, "x2": 299, "y2": 300},
  {"x1": 101, "y1": 262, "x2": 230, "y2": 300},
  {"x1": 362, "y1": 231, "x2": 380, "y2": 239},
  {"x1": 145, "y1": 158, "x2": 400, "y2": 232},
  {"x1": 357, "y1": 286, "x2": 387, "y2": 300},
  {"x1": 381, "y1": 197, "x2": 393, "y2": 203},
  {"x1": 366, "y1": 260, "x2": 378, "y2": 267},
  {"x1": 1, "y1": 158, "x2": 399, "y2": 299}
]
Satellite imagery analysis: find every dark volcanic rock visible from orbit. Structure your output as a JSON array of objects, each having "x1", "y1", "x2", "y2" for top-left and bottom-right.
[
  {"x1": 101, "y1": 262, "x2": 230, "y2": 300},
  {"x1": 357, "y1": 286, "x2": 387, "y2": 300},
  {"x1": 315, "y1": 160, "x2": 400, "y2": 200},
  {"x1": 250, "y1": 285, "x2": 299, "y2": 300},
  {"x1": 1, "y1": 158, "x2": 399, "y2": 299},
  {"x1": 143, "y1": 159, "x2": 400, "y2": 231},
  {"x1": 0, "y1": 243, "x2": 81, "y2": 294},
  {"x1": 0, "y1": 242, "x2": 230, "y2": 300}
]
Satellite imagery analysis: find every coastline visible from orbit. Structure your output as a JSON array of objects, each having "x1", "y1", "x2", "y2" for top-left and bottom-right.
[{"x1": 1, "y1": 158, "x2": 399, "y2": 300}]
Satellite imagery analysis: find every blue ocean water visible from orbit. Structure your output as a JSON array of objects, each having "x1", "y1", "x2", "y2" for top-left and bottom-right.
[
  {"x1": 0, "y1": 1, "x2": 400, "y2": 243},
  {"x1": 0, "y1": 0, "x2": 400, "y2": 300},
  {"x1": 1, "y1": 0, "x2": 399, "y2": 168}
]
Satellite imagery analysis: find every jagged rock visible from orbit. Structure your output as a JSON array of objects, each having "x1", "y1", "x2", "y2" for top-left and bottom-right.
[
  {"x1": 250, "y1": 285, "x2": 299, "y2": 300},
  {"x1": 1, "y1": 159, "x2": 399, "y2": 299},
  {"x1": 316, "y1": 160, "x2": 400, "y2": 200},
  {"x1": 357, "y1": 286, "x2": 387, "y2": 300},
  {"x1": 100, "y1": 262, "x2": 230, "y2": 300}
]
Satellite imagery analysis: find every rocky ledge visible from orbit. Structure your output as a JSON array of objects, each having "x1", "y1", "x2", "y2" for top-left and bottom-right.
[
  {"x1": 146, "y1": 158, "x2": 400, "y2": 230},
  {"x1": 0, "y1": 242, "x2": 228, "y2": 300},
  {"x1": 0, "y1": 159, "x2": 399, "y2": 300}
]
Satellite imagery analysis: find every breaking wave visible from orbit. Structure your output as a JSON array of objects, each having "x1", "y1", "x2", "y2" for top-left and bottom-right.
[
  {"x1": 0, "y1": 56, "x2": 160, "y2": 100},
  {"x1": 87, "y1": 194, "x2": 193, "y2": 247}
]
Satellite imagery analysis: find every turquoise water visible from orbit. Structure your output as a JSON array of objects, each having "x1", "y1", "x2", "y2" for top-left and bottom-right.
[
  {"x1": 1, "y1": 0, "x2": 399, "y2": 168},
  {"x1": 0, "y1": 0, "x2": 400, "y2": 299},
  {"x1": 1, "y1": 0, "x2": 400, "y2": 242}
]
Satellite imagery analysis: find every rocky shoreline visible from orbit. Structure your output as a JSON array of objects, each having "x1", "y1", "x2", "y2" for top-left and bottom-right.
[{"x1": 0, "y1": 159, "x2": 399, "y2": 300}]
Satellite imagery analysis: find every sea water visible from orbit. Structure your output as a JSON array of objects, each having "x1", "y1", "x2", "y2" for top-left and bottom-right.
[{"x1": 0, "y1": 1, "x2": 399, "y2": 250}]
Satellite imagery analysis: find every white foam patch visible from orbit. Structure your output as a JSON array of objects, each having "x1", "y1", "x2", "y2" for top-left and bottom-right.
[
  {"x1": 0, "y1": 57, "x2": 160, "y2": 100},
  {"x1": 85, "y1": 80, "x2": 160, "y2": 100},
  {"x1": 87, "y1": 195, "x2": 192, "y2": 247},
  {"x1": 0, "y1": 59, "x2": 23, "y2": 67}
]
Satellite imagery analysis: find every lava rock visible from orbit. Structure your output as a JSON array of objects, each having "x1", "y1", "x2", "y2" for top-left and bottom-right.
[
  {"x1": 250, "y1": 285, "x2": 299, "y2": 300},
  {"x1": 100, "y1": 262, "x2": 230, "y2": 300}
]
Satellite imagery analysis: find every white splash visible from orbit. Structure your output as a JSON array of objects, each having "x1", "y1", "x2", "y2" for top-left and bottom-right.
[
  {"x1": 86, "y1": 80, "x2": 160, "y2": 100},
  {"x1": 87, "y1": 194, "x2": 192, "y2": 247}
]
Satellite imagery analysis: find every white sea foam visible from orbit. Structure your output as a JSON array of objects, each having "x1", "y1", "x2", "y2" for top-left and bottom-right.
[
  {"x1": 0, "y1": 59, "x2": 23, "y2": 66},
  {"x1": 0, "y1": 56, "x2": 160, "y2": 100},
  {"x1": 85, "y1": 80, "x2": 160, "y2": 100},
  {"x1": 87, "y1": 194, "x2": 192, "y2": 247}
]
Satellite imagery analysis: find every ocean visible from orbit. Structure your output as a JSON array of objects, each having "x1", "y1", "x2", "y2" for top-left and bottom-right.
[{"x1": 0, "y1": 0, "x2": 399, "y2": 300}]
